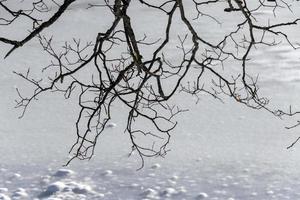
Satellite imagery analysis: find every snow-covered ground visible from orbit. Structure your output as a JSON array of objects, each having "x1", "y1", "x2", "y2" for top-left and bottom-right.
[{"x1": 1, "y1": 1, "x2": 300, "y2": 199}]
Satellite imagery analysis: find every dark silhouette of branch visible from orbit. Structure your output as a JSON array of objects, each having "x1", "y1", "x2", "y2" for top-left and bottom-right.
[{"x1": 1, "y1": 0, "x2": 300, "y2": 168}]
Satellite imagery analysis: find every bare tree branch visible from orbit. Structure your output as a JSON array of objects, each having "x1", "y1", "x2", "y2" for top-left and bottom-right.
[{"x1": 1, "y1": 0, "x2": 300, "y2": 168}]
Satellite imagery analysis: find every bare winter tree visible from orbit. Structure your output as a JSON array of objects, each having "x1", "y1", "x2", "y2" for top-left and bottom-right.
[{"x1": 1, "y1": 0, "x2": 300, "y2": 168}]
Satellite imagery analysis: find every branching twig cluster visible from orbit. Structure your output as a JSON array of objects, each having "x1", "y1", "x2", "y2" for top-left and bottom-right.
[{"x1": 1, "y1": 0, "x2": 300, "y2": 168}]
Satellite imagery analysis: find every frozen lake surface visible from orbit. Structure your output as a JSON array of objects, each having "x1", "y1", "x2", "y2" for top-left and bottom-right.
[{"x1": 1, "y1": 1, "x2": 300, "y2": 199}]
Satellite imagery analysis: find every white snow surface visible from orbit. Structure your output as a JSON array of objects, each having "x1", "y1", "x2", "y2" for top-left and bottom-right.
[
  {"x1": 53, "y1": 169, "x2": 75, "y2": 178},
  {"x1": 1, "y1": 1, "x2": 300, "y2": 200}
]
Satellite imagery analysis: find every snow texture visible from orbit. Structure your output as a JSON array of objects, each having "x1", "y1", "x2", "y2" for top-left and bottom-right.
[{"x1": 1, "y1": 1, "x2": 300, "y2": 200}]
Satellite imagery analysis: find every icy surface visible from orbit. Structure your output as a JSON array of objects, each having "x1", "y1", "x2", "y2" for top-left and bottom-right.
[{"x1": 1, "y1": 1, "x2": 300, "y2": 200}]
